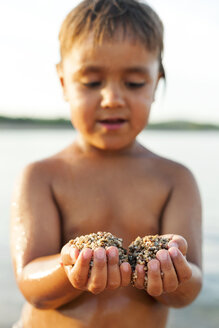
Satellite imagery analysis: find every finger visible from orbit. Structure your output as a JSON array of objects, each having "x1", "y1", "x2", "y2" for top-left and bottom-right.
[
  {"x1": 169, "y1": 247, "x2": 192, "y2": 283},
  {"x1": 134, "y1": 264, "x2": 145, "y2": 289},
  {"x1": 156, "y1": 249, "x2": 178, "y2": 293},
  {"x1": 69, "y1": 248, "x2": 93, "y2": 289},
  {"x1": 168, "y1": 235, "x2": 188, "y2": 256},
  {"x1": 87, "y1": 247, "x2": 107, "y2": 294},
  {"x1": 120, "y1": 262, "x2": 132, "y2": 287},
  {"x1": 106, "y1": 246, "x2": 121, "y2": 290},
  {"x1": 61, "y1": 244, "x2": 79, "y2": 266},
  {"x1": 147, "y1": 259, "x2": 162, "y2": 296}
]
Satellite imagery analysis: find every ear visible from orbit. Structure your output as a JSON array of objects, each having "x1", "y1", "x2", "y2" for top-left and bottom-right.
[
  {"x1": 152, "y1": 73, "x2": 162, "y2": 102},
  {"x1": 56, "y1": 63, "x2": 69, "y2": 102}
]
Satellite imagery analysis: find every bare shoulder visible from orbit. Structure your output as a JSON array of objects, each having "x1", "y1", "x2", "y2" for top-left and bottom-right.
[
  {"x1": 19, "y1": 158, "x2": 53, "y2": 184},
  {"x1": 156, "y1": 153, "x2": 202, "y2": 209},
  {"x1": 147, "y1": 150, "x2": 199, "y2": 188},
  {"x1": 18, "y1": 143, "x2": 76, "y2": 183}
]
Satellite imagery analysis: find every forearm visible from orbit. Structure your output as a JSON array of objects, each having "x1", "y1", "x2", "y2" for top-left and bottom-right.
[
  {"x1": 154, "y1": 262, "x2": 202, "y2": 308},
  {"x1": 17, "y1": 254, "x2": 84, "y2": 309}
]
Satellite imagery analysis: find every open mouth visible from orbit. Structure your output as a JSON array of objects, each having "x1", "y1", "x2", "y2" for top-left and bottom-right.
[
  {"x1": 97, "y1": 118, "x2": 127, "y2": 130},
  {"x1": 99, "y1": 118, "x2": 126, "y2": 124}
]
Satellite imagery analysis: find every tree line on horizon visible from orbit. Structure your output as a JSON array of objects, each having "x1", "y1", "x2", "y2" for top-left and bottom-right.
[{"x1": 0, "y1": 115, "x2": 219, "y2": 130}]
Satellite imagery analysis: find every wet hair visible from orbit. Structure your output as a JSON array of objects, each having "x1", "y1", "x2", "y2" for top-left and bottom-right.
[{"x1": 58, "y1": 0, "x2": 165, "y2": 78}]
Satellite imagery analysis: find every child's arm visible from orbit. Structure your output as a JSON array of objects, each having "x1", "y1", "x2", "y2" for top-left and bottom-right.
[
  {"x1": 135, "y1": 165, "x2": 202, "y2": 307},
  {"x1": 10, "y1": 162, "x2": 84, "y2": 309},
  {"x1": 10, "y1": 162, "x2": 131, "y2": 309}
]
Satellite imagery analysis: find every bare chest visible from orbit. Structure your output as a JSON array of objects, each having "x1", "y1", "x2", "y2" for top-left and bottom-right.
[{"x1": 53, "y1": 165, "x2": 170, "y2": 247}]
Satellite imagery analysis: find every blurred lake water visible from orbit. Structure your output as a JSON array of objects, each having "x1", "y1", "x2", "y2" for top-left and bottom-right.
[{"x1": 0, "y1": 129, "x2": 219, "y2": 328}]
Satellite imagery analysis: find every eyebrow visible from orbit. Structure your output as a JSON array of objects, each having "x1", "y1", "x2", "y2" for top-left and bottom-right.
[
  {"x1": 75, "y1": 65, "x2": 150, "y2": 76},
  {"x1": 77, "y1": 66, "x2": 102, "y2": 75},
  {"x1": 123, "y1": 67, "x2": 150, "y2": 75}
]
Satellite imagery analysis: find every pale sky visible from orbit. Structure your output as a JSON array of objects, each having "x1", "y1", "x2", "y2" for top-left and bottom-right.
[{"x1": 0, "y1": 0, "x2": 218, "y2": 123}]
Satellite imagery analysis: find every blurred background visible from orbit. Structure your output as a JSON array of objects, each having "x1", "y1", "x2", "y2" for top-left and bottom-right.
[
  {"x1": 1, "y1": 0, "x2": 219, "y2": 123},
  {"x1": 0, "y1": 1, "x2": 219, "y2": 327}
]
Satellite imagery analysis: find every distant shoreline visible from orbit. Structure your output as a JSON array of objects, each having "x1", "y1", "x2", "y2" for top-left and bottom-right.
[{"x1": 1, "y1": 115, "x2": 219, "y2": 131}]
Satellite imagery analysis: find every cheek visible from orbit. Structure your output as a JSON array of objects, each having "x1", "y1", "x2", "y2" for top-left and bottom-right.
[
  {"x1": 130, "y1": 95, "x2": 152, "y2": 126},
  {"x1": 69, "y1": 91, "x2": 97, "y2": 131},
  {"x1": 68, "y1": 86, "x2": 90, "y2": 107}
]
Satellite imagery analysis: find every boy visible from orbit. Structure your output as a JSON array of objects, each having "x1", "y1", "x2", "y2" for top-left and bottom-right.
[{"x1": 11, "y1": 0, "x2": 202, "y2": 327}]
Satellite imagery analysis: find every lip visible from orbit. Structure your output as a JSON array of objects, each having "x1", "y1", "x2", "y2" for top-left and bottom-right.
[{"x1": 97, "y1": 118, "x2": 127, "y2": 131}]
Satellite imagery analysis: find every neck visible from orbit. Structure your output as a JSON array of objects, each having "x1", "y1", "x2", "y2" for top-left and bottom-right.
[{"x1": 75, "y1": 134, "x2": 142, "y2": 157}]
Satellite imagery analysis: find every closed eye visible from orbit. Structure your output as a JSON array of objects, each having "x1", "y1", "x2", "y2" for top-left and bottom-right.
[
  {"x1": 82, "y1": 81, "x2": 101, "y2": 88},
  {"x1": 125, "y1": 82, "x2": 146, "y2": 89},
  {"x1": 82, "y1": 81, "x2": 146, "y2": 89}
]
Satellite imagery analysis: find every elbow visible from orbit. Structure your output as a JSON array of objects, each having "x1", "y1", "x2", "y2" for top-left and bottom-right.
[
  {"x1": 30, "y1": 299, "x2": 58, "y2": 310},
  {"x1": 19, "y1": 291, "x2": 54, "y2": 309},
  {"x1": 22, "y1": 294, "x2": 60, "y2": 309},
  {"x1": 29, "y1": 299, "x2": 48, "y2": 310},
  {"x1": 18, "y1": 282, "x2": 59, "y2": 310},
  {"x1": 17, "y1": 272, "x2": 62, "y2": 309}
]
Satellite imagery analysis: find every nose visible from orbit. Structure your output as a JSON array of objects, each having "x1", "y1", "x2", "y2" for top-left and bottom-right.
[{"x1": 100, "y1": 83, "x2": 125, "y2": 109}]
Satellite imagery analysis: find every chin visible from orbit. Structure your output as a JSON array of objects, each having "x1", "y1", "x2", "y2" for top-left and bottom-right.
[{"x1": 93, "y1": 138, "x2": 135, "y2": 152}]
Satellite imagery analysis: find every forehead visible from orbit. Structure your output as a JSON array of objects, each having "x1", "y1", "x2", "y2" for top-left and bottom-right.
[{"x1": 62, "y1": 34, "x2": 159, "y2": 74}]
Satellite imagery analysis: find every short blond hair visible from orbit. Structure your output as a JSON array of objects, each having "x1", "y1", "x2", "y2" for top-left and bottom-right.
[{"x1": 58, "y1": 0, "x2": 165, "y2": 78}]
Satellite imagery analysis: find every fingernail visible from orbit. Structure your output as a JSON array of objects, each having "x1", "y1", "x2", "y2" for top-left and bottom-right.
[
  {"x1": 149, "y1": 261, "x2": 158, "y2": 271},
  {"x1": 137, "y1": 265, "x2": 144, "y2": 273},
  {"x1": 95, "y1": 248, "x2": 105, "y2": 260},
  {"x1": 170, "y1": 247, "x2": 178, "y2": 257},
  {"x1": 70, "y1": 247, "x2": 77, "y2": 262},
  {"x1": 109, "y1": 247, "x2": 118, "y2": 258},
  {"x1": 82, "y1": 248, "x2": 92, "y2": 260},
  {"x1": 169, "y1": 242, "x2": 178, "y2": 248},
  {"x1": 122, "y1": 262, "x2": 130, "y2": 272},
  {"x1": 158, "y1": 251, "x2": 168, "y2": 261}
]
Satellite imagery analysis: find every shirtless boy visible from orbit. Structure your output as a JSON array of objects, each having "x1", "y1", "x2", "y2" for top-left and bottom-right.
[{"x1": 11, "y1": 1, "x2": 202, "y2": 327}]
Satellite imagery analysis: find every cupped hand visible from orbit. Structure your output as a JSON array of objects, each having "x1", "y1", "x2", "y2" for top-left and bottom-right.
[
  {"x1": 61, "y1": 243, "x2": 131, "y2": 295},
  {"x1": 134, "y1": 234, "x2": 192, "y2": 296}
]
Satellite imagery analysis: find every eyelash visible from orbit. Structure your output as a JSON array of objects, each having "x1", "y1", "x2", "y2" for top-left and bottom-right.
[
  {"x1": 125, "y1": 82, "x2": 146, "y2": 89},
  {"x1": 82, "y1": 82, "x2": 101, "y2": 88},
  {"x1": 82, "y1": 81, "x2": 146, "y2": 89}
]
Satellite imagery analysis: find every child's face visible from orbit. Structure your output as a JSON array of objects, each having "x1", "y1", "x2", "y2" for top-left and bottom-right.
[{"x1": 58, "y1": 34, "x2": 161, "y2": 151}]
